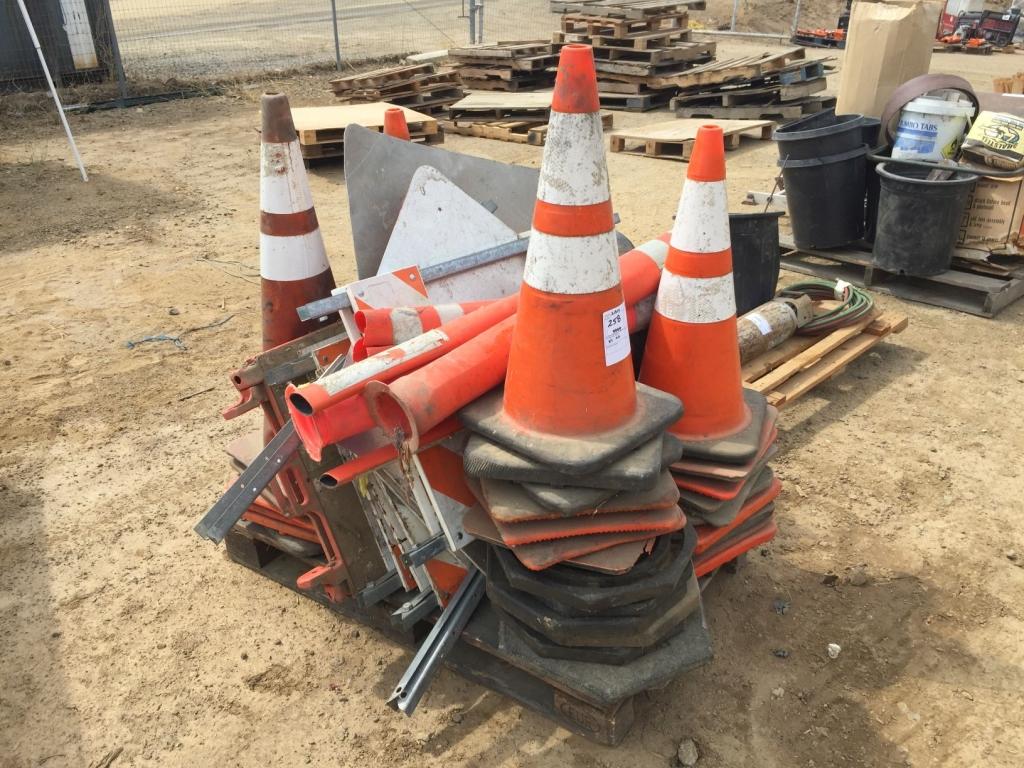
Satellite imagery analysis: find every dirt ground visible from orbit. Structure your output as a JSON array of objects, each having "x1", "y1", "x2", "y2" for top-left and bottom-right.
[{"x1": 2, "y1": 39, "x2": 1024, "y2": 768}]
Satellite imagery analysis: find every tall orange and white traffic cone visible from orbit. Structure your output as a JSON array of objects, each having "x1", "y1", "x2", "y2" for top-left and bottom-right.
[
  {"x1": 383, "y1": 107, "x2": 411, "y2": 141},
  {"x1": 460, "y1": 44, "x2": 681, "y2": 475},
  {"x1": 260, "y1": 92, "x2": 336, "y2": 351},
  {"x1": 639, "y1": 125, "x2": 767, "y2": 465}
]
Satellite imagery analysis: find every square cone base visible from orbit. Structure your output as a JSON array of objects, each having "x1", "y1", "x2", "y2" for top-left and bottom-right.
[
  {"x1": 671, "y1": 405, "x2": 777, "y2": 481},
  {"x1": 495, "y1": 596, "x2": 712, "y2": 707},
  {"x1": 460, "y1": 383, "x2": 683, "y2": 476},
  {"x1": 464, "y1": 505, "x2": 661, "y2": 572},
  {"x1": 480, "y1": 471, "x2": 680, "y2": 524},
  {"x1": 522, "y1": 436, "x2": 683, "y2": 514},
  {"x1": 491, "y1": 503, "x2": 686, "y2": 547},
  {"x1": 464, "y1": 433, "x2": 676, "y2": 492},
  {"x1": 680, "y1": 456, "x2": 776, "y2": 527},
  {"x1": 693, "y1": 506, "x2": 777, "y2": 578},
  {"x1": 672, "y1": 388, "x2": 769, "y2": 466},
  {"x1": 695, "y1": 479, "x2": 781, "y2": 556},
  {"x1": 494, "y1": 527, "x2": 696, "y2": 612}
]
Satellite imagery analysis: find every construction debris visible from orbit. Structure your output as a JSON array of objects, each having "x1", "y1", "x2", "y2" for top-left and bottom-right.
[{"x1": 328, "y1": 62, "x2": 464, "y2": 116}]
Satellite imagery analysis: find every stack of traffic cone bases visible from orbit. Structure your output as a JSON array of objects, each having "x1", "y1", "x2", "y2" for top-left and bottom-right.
[
  {"x1": 639, "y1": 125, "x2": 780, "y2": 578},
  {"x1": 459, "y1": 45, "x2": 703, "y2": 665}
]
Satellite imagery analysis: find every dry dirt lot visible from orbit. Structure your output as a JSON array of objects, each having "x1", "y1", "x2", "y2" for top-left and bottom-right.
[{"x1": 2, "y1": 40, "x2": 1024, "y2": 768}]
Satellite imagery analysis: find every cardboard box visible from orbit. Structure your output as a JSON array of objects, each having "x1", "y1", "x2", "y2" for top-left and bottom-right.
[
  {"x1": 961, "y1": 111, "x2": 1024, "y2": 170},
  {"x1": 835, "y1": 0, "x2": 944, "y2": 119},
  {"x1": 957, "y1": 174, "x2": 1024, "y2": 254}
]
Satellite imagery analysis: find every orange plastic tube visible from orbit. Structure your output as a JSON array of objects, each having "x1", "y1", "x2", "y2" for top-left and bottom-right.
[{"x1": 291, "y1": 395, "x2": 376, "y2": 463}]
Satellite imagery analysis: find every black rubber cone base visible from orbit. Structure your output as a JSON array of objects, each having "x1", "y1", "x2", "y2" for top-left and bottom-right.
[
  {"x1": 521, "y1": 437, "x2": 683, "y2": 514},
  {"x1": 681, "y1": 466, "x2": 775, "y2": 528},
  {"x1": 464, "y1": 433, "x2": 668, "y2": 492},
  {"x1": 496, "y1": 587, "x2": 712, "y2": 706},
  {"x1": 460, "y1": 384, "x2": 683, "y2": 476},
  {"x1": 675, "y1": 388, "x2": 769, "y2": 466}
]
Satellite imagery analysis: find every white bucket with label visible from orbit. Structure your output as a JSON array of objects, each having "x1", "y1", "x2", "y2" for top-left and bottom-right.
[{"x1": 892, "y1": 96, "x2": 976, "y2": 161}]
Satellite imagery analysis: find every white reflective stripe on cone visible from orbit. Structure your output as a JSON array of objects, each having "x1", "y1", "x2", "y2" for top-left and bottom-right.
[
  {"x1": 670, "y1": 180, "x2": 731, "y2": 255},
  {"x1": 536, "y1": 111, "x2": 610, "y2": 207},
  {"x1": 435, "y1": 304, "x2": 466, "y2": 324},
  {"x1": 390, "y1": 308, "x2": 425, "y2": 341},
  {"x1": 635, "y1": 238, "x2": 670, "y2": 270},
  {"x1": 259, "y1": 231, "x2": 330, "y2": 281},
  {"x1": 260, "y1": 141, "x2": 315, "y2": 214},
  {"x1": 523, "y1": 229, "x2": 620, "y2": 295},
  {"x1": 320, "y1": 329, "x2": 450, "y2": 396},
  {"x1": 655, "y1": 272, "x2": 736, "y2": 324}
]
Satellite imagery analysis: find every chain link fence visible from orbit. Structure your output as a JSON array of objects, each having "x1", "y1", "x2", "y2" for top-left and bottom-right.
[{"x1": 3, "y1": 0, "x2": 555, "y2": 94}]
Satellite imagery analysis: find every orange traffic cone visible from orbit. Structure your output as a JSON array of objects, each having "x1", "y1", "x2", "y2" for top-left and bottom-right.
[
  {"x1": 639, "y1": 125, "x2": 767, "y2": 465},
  {"x1": 460, "y1": 45, "x2": 681, "y2": 474},
  {"x1": 259, "y1": 92, "x2": 336, "y2": 351},
  {"x1": 383, "y1": 107, "x2": 411, "y2": 141}
]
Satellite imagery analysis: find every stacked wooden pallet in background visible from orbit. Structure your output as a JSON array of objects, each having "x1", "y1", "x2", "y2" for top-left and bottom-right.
[
  {"x1": 447, "y1": 42, "x2": 559, "y2": 92},
  {"x1": 291, "y1": 104, "x2": 442, "y2": 162},
  {"x1": 442, "y1": 91, "x2": 613, "y2": 146},
  {"x1": 328, "y1": 63, "x2": 464, "y2": 116},
  {"x1": 554, "y1": 0, "x2": 715, "y2": 111},
  {"x1": 669, "y1": 49, "x2": 836, "y2": 120}
]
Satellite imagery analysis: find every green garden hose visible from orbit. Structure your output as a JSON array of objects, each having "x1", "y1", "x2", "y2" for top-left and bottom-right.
[{"x1": 778, "y1": 279, "x2": 875, "y2": 335}]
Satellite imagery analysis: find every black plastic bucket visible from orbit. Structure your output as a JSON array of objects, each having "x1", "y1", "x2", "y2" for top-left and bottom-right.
[
  {"x1": 774, "y1": 109, "x2": 865, "y2": 161},
  {"x1": 860, "y1": 117, "x2": 882, "y2": 150},
  {"x1": 729, "y1": 211, "x2": 784, "y2": 315},
  {"x1": 780, "y1": 145, "x2": 869, "y2": 249},
  {"x1": 871, "y1": 163, "x2": 978, "y2": 277}
]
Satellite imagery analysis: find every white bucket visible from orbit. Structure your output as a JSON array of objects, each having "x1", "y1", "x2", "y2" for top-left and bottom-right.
[{"x1": 892, "y1": 96, "x2": 976, "y2": 161}]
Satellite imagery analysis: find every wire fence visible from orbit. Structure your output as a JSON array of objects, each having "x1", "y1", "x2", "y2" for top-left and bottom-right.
[{"x1": 3, "y1": 0, "x2": 850, "y2": 96}]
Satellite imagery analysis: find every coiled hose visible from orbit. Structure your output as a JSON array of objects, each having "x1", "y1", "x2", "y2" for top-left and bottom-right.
[{"x1": 778, "y1": 279, "x2": 875, "y2": 335}]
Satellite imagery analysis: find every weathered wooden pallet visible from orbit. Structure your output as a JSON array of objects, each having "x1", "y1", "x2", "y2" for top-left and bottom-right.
[
  {"x1": 674, "y1": 95, "x2": 836, "y2": 120},
  {"x1": 461, "y1": 76, "x2": 552, "y2": 92},
  {"x1": 778, "y1": 237, "x2": 1024, "y2": 318},
  {"x1": 644, "y1": 47, "x2": 807, "y2": 89},
  {"x1": 453, "y1": 53, "x2": 559, "y2": 72},
  {"x1": 456, "y1": 64, "x2": 551, "y2": 82},
  {"x1": 329, "y1": 63, "x2": 435, "y2": 92},
  {"x1": 672, "y1": 76, "x2": 827, "y2": 107},
  {"x1": 592, "y1": 41, "x2": 715, "y2": 76},
  {"x1": 598, "y1": 89, "x2": 674, "y2": 111},
  {"x1": 448, "y1": 91, "x2": 554, "y2": 121},
  {"x1": 560, "y1": 11, "x2": 687, "y2": 37},
  {"x1": 336, "y1": 72, "x2": 462, "y2": 100},
  {"x1": 552, "y1": 0, "x2": 706, "y2": 19},
  {"x1": 742, "y1": 310, "x2": 908, "y2": 410},
  {"x1": 298, "y1": 119, "x2": 439, "y2": 146},
  {"x1": 609, "y1": 118, "x2": 773, "y2": 159},
  {"x1": 448, "y1": 41, "x2": 554, "y2": 59},
  {"x1": 597, "y1": 78, "x2": 663, "y2": 94},
  {"x1": 300, "y1": 130, "x2": 443, "y2": 160},
  {"x1": 553, "y1": 26, "x2": 690, "y2": 48},
  {"x1": 442, "y1": 111, "x2": 613, "y2": 145}
]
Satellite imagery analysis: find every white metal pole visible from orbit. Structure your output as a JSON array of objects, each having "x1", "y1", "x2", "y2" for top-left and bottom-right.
[{"x1": 16, "y1": 0, "x2": 89, "y2": 182}]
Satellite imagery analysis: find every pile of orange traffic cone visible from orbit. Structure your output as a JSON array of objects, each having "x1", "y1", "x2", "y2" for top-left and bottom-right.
[{"x1": 638, "y1": 125, "x2": 781, "y2": 577}]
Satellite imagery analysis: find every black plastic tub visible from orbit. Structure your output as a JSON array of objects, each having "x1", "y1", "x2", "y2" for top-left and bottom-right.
[
  {"x1": 774, "y1": 109, "x2": 865, "y2": 161},
  {"x1": 729, "y1": 211, "x2": 785, "y2": 315},
  {"x1": 779, "y1": 144, "x2": 869, "y2": 249},
  {"x1": 871, "y1": 163, "x2": 978, "y2": 277}
]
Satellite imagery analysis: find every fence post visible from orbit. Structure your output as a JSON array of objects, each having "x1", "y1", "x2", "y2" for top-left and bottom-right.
[
  {"x1": 329, "y1": 0, "x2": 342, "y2": 70},
  {"x1": 790, "y1": 0, "x2": 803, "y2": 36},
  {"x1": 729, "y1": 0, "x2": 739, "y2": 31},
  {"x1": 477, "y1": 0, "x2": 484, "y2": 42},
  {"x1": 98, "y1": 0, "x2": 127, "y2": 104},
  {"x1": 468, "y1": 0, "x2": 477, "y2": 44}
]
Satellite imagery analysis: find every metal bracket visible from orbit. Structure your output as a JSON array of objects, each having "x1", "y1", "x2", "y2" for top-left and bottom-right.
[
  {"x1": 391, "y1": 589, "x2": 438, "y2": 631},
  {"x1": 400, "y1": 532, "x2": 447, "y2": 569},
  {"x1": 387, "y1": 568, "x2": 485, "y2": 715},
  {"x1": 356, "y1": 571, "x2": 404, "y2": 608}
]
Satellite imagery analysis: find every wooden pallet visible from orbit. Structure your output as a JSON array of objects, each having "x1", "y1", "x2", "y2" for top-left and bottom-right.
[
  {"x1": 644, "y1": 47, "x2": 807, "y2": 89},
  {"x1": 552, "y1": 0, "x2": 706, "y2": 19},
  {"x1": 674, "y1": 95, "x2": 836, "y2": 120},
  {"x1": 609, "y1": 118, "x2": 772, "y2": 158},
  {"x1": 743, "y1": 310, "x2": 908, "y2": 410},
  {"x1": 442, "y1": 111, "x2": 613, "y2": 145},
  {"x1": 592, "y1": 42, "x2": 715, "y2": 76},
  {"x1": 448, "y1": 91, "x2": 554, "y2": 121},
  {"x1": 575, "y1": 38, "x2": 713, "y2": 65},
  {"x1": 560, "y1": 11, "x2": 688, "y2": 37},
  {"x1": 300, "y1": 131, "x2": 443, "y2": 160},
  {"x1": 292, "y1": 104, "x2": 439, "y2": 146},
  {"x1": 778, "y1": 237, "x2": 1024, "y2": 318},
  {"x1": 329, "y1": 63, "x2": 435, "y2": 93},
  {"x1": 460, "y1": 75, "x2": 552, "y2": 92},
  {"x1": 598, "y1": 89, "x2": 674, "y2": 111},
  {"x1": 553, "y1": 26, "x2": 691, "y2": 48},
  {"x1": 672, "y1": 77, "x2": 826, "y2": 108}
]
